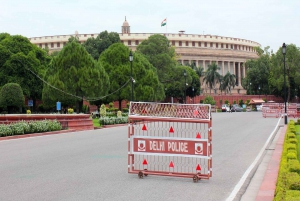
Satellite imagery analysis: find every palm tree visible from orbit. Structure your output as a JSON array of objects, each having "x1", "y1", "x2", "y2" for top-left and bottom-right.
[
  {"x1": 223, "y1": 71, "x2": 236, "y2": 94},
  {"x1": 203, "y1": 62, "x2": 221, "y2": 94}
]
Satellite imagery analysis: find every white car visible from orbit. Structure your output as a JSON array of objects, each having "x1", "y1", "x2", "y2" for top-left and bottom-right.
[
  {"x1": 256, "y1": 105, "x2": 262, "y2": 111},
  {"x1": 221, "y1": 104, "x2": 230, "y2": 112}
]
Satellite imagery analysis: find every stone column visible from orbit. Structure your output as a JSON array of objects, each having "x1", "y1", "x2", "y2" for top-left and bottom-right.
[
  {"x1": 233, "y1": 62, "x2": 236, "y2": 75},
  {"x1": 228, "y1": 61, "x2": 230, "y2": 73},
  {"x1": 238, "y1": 62, "x2": 241, "y2": 86},
  {"x1": 243, "y1": 62, "x2": 246, "y2": 77},
  {"x1": 222, "y1": 61, "x2": 225, "y2": 76}
]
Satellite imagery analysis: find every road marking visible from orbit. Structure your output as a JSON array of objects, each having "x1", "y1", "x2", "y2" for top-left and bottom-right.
[{"x1": 226, "y1": 115, "x2": 283, "y2": 201}]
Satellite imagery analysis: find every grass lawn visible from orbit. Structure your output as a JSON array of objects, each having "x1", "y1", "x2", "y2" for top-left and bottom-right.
[
  {"x1": 92, "y1": 118, "x2": 101, "y2": 128},
  {"x1": 296, "y1": 125, "x2": 300, "y2": 160}
]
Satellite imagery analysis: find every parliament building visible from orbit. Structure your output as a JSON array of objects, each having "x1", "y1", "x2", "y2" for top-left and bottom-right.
[{"x1": 28, "y1": 18, "x2": 260, "y2": 95}]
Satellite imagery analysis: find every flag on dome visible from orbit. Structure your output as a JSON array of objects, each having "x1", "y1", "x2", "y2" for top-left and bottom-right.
[{"x1": 161, "y1": 18, "x2": 167, "y2": 27}]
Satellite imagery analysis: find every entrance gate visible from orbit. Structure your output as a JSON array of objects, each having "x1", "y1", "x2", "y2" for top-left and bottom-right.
[{"x1": 128, "y1": 102, "x2": 212, "y2": 182}]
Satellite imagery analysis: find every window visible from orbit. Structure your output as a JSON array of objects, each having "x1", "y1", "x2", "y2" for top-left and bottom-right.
[
  {"x1": 185, "y1": 41, "x2": 189, "y2": 46},
  {"x1": 135, "y1": 40, "x2": 139, "y2": 45},
  {"x1": 121, "y1": 40, "x2": 124, "y2": 44},
  {"x1": 210, "y1": 43, "x2": 213, "y2": 47},
  {"x1": 51, "y1": 43, "x2": 54, "y2": 48},
  {"x1": 226, "y1": 44, "x2": 228, "y2": 48},
  {"x1": 172, "y1": 41, "x2": 175, "y2": 46},
  {"x1": 221, "y1": 44, "x2": 223, "y2": 48},
  {"x1": 204, "y1": 42, "x2": 207, "y2": 47},
  {"x1": 91, "y1": 34, "x2": 94, "y2": 37},
  {"x1": 179, "y1": 41, "x2": 182, "y2": 46},
  {"x1": 198, "y1": 42, "x2": 201, "y2": 47},
  {"x1": 39, "y1": 44, "x2": 42, "y2": 48},
  {"x1": 192, "y1": 41, "x2": 195, "y2": 46},
  {"x1": 84, "y1": 34, "x2": 87, "y2": 37},
  {"x1": 216, "y1": 43, "x2": 218, "y2": 48},
  {"x1": 57, "y1": 43, "x2": 60, "y2": 48},
  {"x1": 128, "y1": 40, "x2": 131, "y2": 45},
  {"x1": 45, "y1": 43, "x2": 48, "y2": 47}
]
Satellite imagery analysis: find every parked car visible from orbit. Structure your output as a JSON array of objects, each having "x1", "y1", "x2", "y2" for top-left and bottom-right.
[
  {"x1": 221, "y1": 104, "x2": 230, "y2": 112},
  {"x1": 231, "y1": 104, "x2": 243, "y2": 112},
  {"x1": 256, "y1": 105, "x2": 262, "y2": 111}
]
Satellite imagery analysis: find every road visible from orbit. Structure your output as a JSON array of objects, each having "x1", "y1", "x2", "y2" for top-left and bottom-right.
[{"x1": 0, "y1": 112, "x2": 282, "y2": 201}]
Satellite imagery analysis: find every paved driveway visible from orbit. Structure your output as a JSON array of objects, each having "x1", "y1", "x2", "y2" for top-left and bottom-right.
[{"x1": 0, "y1": 112, "x2": 282, "y2": 201}]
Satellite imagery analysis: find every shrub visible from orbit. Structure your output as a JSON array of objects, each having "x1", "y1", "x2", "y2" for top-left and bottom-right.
[
  {"x1": 287, "y1": 132, "x2": 296, "y2": 139},
  {"x1": 0, "y1": 124, "x2": 13, "y2": 137},
  {"x1": 0, "y1": 83, "x2": 24, "y2": 114},
  {"x1": 27, "y1": 110, "x2": 31, "y2": 114},
  {"x1": 100, "y1": 104, "x2": 107, "y2": 117},
  {"x1": 239, "y1": 99, "x2": 244, "y2": 107},
  {"x1": 246, "y1": 99, "x2": 250, "y2": 106},
  {"x1": 287, "y1": 152, "x2": 297, "y2": 161},
  {"x1": 225, "y1": 100, "x2": 229, "y2": 105},
  {"x1": 109, "y1": 102, "x2": 114, "y2": 108},
  {"x1": 289, "y1": 138, "x2": 298, "y2": 146},
  {"x1": 10, "y1": 122, "x2": 24, "y2": 135},
  {"x1": 287, "y1": 144, "x2": 296, "y2": 152},
  {"x1": 287, "y1": 172, "x2": 300, "y2": 190},
  {"x1": 117, "y1": 111, "x2": 122, "y2": 118},
  {"x1": 68, "y1": 108, "x2": 74, "y2": 114},
  {"x1": 285, "y1": 190, "x2": 300, "y2": 201},
  {"x1": 82, "y1": 105, "x2": 89, "y2": 113},
  {"x1": 99, "y1": 117, "x2": 128, "y2": 125},
  {"x1": 288, "y1": 160, "x2": 300, "y2": 174},
  {"x1": 123, "y1": 108, "x2": 129, "y2": 113},
  {"x1": 0, "y1": 120, "x2": 62, "y2": 137},
  {"x1": 203, "y1": 95, "x2": 216, "y2": 105}
]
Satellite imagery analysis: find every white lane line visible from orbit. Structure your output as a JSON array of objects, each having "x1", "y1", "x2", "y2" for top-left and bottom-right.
[{"x1": 226, "y1": 115, "x2": 283, "y2": 201}]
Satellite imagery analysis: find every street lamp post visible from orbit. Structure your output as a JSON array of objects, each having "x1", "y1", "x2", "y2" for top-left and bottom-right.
[
  {"x1": 282, "y1": 43, "x2": 287, "y2": 125},
  {"x1": 250, "y1": 82, "x2": 252, "y2": 95},
  {"x1": 184, "y1": 69, "x2": 187, "y2": 104},
  {"x1": 129, "y1": 51, "x2": 133, "y2": 101},
  {"x1": 259, "y1": 86, "x2": 260, "y2": 98}
]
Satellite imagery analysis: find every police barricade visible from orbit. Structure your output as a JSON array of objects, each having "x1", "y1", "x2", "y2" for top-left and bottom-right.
[
  {"x1": 128, "y1": 102, "x2": 212, "y2": 183},
  {"x1": 262, "y1": 108, "x2": 280, "y2": 118}
]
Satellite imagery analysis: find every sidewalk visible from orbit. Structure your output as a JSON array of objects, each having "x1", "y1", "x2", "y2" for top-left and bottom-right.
[{"x1": 240, "y1": 125, "x2": 286, "y2": 201}]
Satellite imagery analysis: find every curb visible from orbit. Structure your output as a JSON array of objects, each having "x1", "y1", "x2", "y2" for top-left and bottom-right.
[
  {"x1": 255, "y1": 125, "x2": 286, "y2": 201},
  {"x1": 0, "y1": 129, "x2": 77, "y2": 141}
]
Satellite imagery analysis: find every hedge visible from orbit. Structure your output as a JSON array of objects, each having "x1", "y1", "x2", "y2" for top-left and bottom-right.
[{"x1": 0, "y1": 120, "x2": 62, "y2": 137}]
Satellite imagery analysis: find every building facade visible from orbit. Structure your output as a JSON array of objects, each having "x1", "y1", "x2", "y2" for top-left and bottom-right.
[{"x1": 28, "y1": 18, "x2": 260, "y2": 95}]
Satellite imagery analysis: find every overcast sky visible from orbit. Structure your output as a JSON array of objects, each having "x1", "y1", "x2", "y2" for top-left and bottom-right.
[{"x1": 1, "y1": 0, "x2": 299, "y2": 52}]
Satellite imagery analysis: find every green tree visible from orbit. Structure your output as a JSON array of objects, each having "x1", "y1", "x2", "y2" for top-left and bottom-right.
[
  {"x1": 164, "y1": 65, "x2": 198, "y2": 103},
  {"x1": 83, "y1": 30, "x2": 120, "y2": 60},
  {"x1": 243, "y1": 46, "x2": 271, "y2": 96},
  {"x1": 99, "y1": 43, "x2": 164, "y2": 109},
  {"x1": 223, "y1": 72, "x2": 236, "y2": 94},
  {"x1": 136, "y1": 34, "x2": 177, "y2": 84},
  {"x1": 0, "y1": 33, "x2": 50, "y2": 110},
  {"x1": 42, "y1": 41, "x2": 110, "y2": 113},
  {"x1": 269, "y1": 44, "x2": 300, "y2": 101},
  {"x1": 0, "y1": 83, "x2": 24, "y2": 113},
  {"x1": 203, "y1": 62, "x2": 222, "y2": 94}
]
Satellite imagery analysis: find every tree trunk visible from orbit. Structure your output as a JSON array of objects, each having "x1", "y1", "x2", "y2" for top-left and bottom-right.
[{"x1": 118, "y1": 99, "x2": 122, "y2": 111}]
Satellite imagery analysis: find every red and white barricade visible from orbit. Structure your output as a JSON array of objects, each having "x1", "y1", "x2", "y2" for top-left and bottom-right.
[{"x1": 128, "y1": 102, "x2": 212, "y2": 182}]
